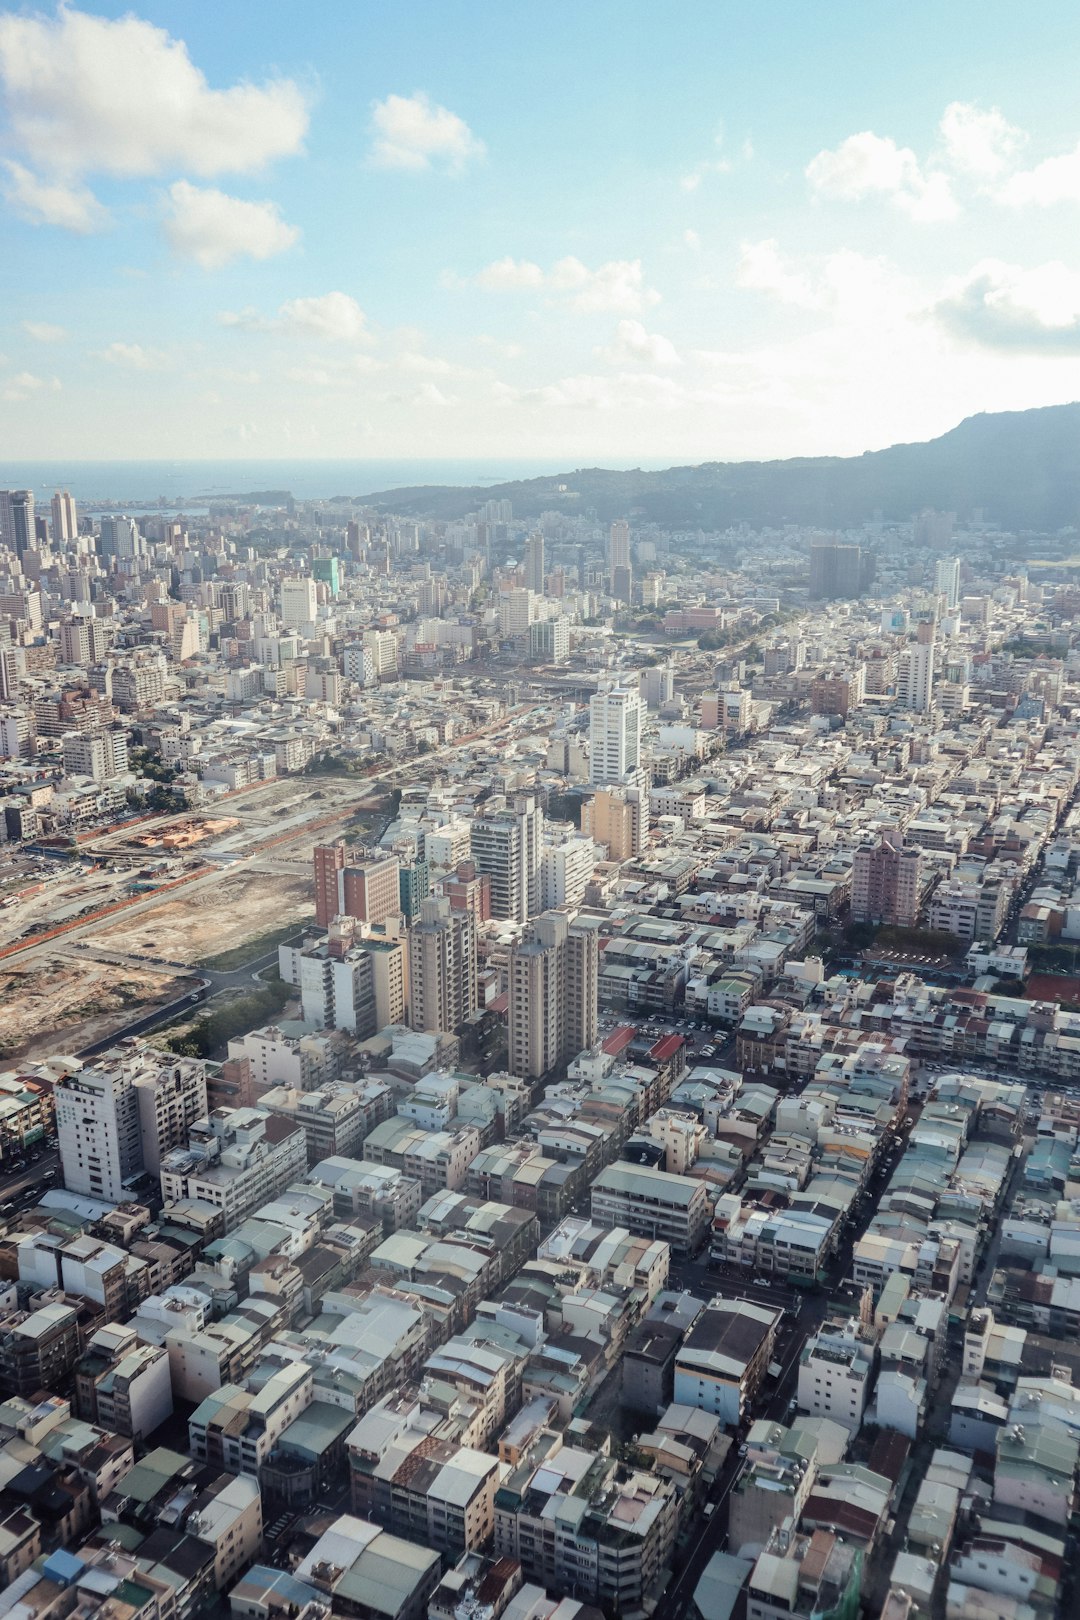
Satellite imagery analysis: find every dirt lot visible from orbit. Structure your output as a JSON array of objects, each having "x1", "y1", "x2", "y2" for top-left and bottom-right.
[
  {"x1": 84, "y1": 869, "x2": 315, "y2": 965},
  {"x1": 0, "y1": 954, "x2": 196, "y2": 1062}
]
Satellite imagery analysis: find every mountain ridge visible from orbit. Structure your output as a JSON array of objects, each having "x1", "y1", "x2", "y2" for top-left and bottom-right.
[{"x1": 357, "y1": 402, "x2": 1080, "y2": 531}]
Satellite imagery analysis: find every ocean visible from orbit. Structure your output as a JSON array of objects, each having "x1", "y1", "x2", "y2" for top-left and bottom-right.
[{"x1": 0, "y1": 458, "x2": 590, "y2": 509}]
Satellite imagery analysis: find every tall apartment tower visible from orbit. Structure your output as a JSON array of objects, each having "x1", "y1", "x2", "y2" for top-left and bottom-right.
[
  {"x1": 897, "y1": 620, "x2": 936, "y2": 713},
  {"x1": 408, "y1": 897, "x2": 478, "y2": 1034},
  {"x1": 851, "y1": 829, "x2": 922, "y2": 927},
  {"x1": 508, "y1": 911, "x2": 599, "y2": 1081},
  {"x1": 934, "y1": 556, "x2": 961, "y2": 611},
  {"x1": 314, "y1": 843, "x2": 401, "y2": 929},
  {"x1": 314, "y1": 843, "x2": 347, "y2": 928},
  {"x1": 134, "y1": 1058, "x2": 209, "y2": 1175},
  {"x1": 470, "y1": 794, "x2": 544, "y2": 923},
  {"x1": 609, "y1": 520, "x2": 630, "y2": 572},
  {"x1": 589, "y1": 680, "x2": 643, "y2": 786},
  {"x1": 0, "y1": 490, "x2": 35, "y2": 561},
  {"x1": 55, "y1": 1059, "x2": 143, "y2": 1200},
  {"x1": 51, "y1": 491, "x2": 78, "y2": 544},
  {"x1": 524, "y1": 531, "x2": 545, "y2": 596},
  {"x1": 809, "y1": 541, "x2": 865, "y2": 601},
  {"x1": 582, "y1": 778, "x2": 648, "y2": 860}
]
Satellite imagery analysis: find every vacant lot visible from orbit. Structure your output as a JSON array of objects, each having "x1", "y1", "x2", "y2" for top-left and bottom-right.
[
  {"x1": 85, "y1": 869, "x2": 315, "y2": 965},
  {"x1": 0, "y1": 954, "x2": 195, "y2": 1062}
]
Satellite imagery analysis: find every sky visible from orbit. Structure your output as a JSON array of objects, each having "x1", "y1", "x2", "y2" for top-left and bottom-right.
[{"x1": 2, "y1": 1, "x2": 1080, "y2": 465}]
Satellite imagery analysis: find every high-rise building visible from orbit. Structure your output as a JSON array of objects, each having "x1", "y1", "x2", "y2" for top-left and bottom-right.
[
  {"x1": 508, "y1": 911, "x2": 599, "y2": 1081},
  {"x1": 408, "y1": 897, "x2": 478, "y2": 1034},
  {"x1": 55, "y1": 1060, "x2": 143, "y2": 1201},
  {"x1": 314, "y1": 843, "x2": 401, "y2": 929},
  {"x1": 55, "y1": 1046, "x2": 207, "y2": 1198},
  {"x1": 897, "y1": 620, "x2": 936, "y2": 713},
  {"x1": 133, "y1": 1055, "x2": 210, "y2": 1176},
  {"x1": 609, "y1": 520, "x2": 630, "y2": 572},
  {"x1": 528, "y1": 616, "x2": 570, "y2": 664},
  {"x1": 541, "y1": 835, "x2": 596, "y2": 910},
  {"x1": 809, "y1": 541, "x2": 866, "y2": 601},
  {"x1": 499, "y1": 588, "x2": 536, "y2": 640},
  {"x1": 98, "y1": 515, "x2": 142, "y2": 562},
  {"x1": 280, "y1": 576, "x2": 318, "y2": 629},
  {"x1": 582, "y1": 779, "x2": 647, "y2": 860},
  {"x1": 0, "y1": 490, "x2": 35, "y2": 560},
  {"x1": 470, "y1": 794, "x2": 544, "y2": 922},
  {"x1": 851, "y1": 829, "x2": 922, "y2": 927},
  {"x1": 934, "y1": 556, "x2": 961, "y2": 610},
  {"x1": 344, "y1": 852, "x2": 401, "y2": 928},
  {"x1": 51, "y1": 491, "x2": 77, "y2": 543},
  {"x1": 642, "y1": 666, "x2": 675, "y2": 710},
  {"x1": 398, "y1": 859, "x2": 431, "y2": 922},
  {"x1": 62, "y1": 727, "x2": 129, "y2": 780},
  {"x1": 524, "y1": 531, "x2": 545, "y2": 596},
  {"x1": 611, "y1": 562, "x2": 633, "y2": 605},
  {"x1": 589, "y1": 680, "x2": 643, "y2": 786}
]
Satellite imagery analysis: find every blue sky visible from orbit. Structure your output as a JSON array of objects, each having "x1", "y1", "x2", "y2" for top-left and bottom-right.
[{"x1": 2, "y1": 1, "x2": 1080, "y2": 463}]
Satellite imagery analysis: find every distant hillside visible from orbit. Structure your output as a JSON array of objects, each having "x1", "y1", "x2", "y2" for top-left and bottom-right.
[{"x1": 357, "y1": 402, "x2": 1080, "y2": 530}]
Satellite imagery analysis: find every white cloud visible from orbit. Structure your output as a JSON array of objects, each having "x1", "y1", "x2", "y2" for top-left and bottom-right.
[
  {"x1": 460, "y1": 255, "x2": 659, "y2": 314},
  {"x1": 97, "y1": 342, "x2": 169, "y2": 370},
  {"x1": 939, "y1": 101, "x2": 1023, "y2": 178},
  {"x1": 2, "y1": 159, "x2": 107, "y2": 231},
  {"x1": 2, "y1": 369, "x2": 61, "y2": 401},
  {"x1": 1000, "y1": 143, "x2": 1080, "y2": 207},
  {"x1": 806, "y1": 131, "x2": 957, "y2": 221},
  {"x1": 936, "y1": 258, "x2": 1080, "y2": 351},
  {"x1": 597, "y1": 319, "x2": 681, "y2": 368},
  {"x1": 737, "y1": 239, "x2": 821, "y2": 309},
  {"x1": 475, "y1": 257, "x2": 546, "y2": 290},
  {"x1": 163, "y1": 181, "x2": 299, "y2": 269},
  {"x1": 0, "y1": 8, "x2": 307, "y2": 182},
  {"x1": 221, "y1": 292, "x2": 370, "y2": 343},
  {"x1": 22, "y1": 320, "x2": 66, "y2": 342},
  {"x1": 369, "y1": 91, "x2": 483, "y2": 172},
  {"x1": 549, "y1": 256, "x2": 660, "y2": 313},
  {"x1": 683, "y1": 229, "x2": 701, "y2": 251}
]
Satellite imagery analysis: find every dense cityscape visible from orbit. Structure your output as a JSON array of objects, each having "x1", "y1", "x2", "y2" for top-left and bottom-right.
[{"x1": 0, "y1": 475, "x2": 1078, "y2": 1620}]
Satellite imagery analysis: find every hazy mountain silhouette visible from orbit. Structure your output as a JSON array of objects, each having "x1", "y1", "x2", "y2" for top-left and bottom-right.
[{"x1": 358, "y1": 403, "x2": 1080, "y2": 530}]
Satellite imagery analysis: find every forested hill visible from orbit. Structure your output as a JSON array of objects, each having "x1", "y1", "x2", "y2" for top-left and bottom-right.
[{"x1": 357, "y1": 402, "x2": 1080, "y2": 530}]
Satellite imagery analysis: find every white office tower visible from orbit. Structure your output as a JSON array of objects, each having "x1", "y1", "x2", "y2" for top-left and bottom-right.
[
  {"x1": 609, "y1": 520, "x2": 630, "y2": 572},
  {"x1": 524, "y1": 531, "x2": 545, "y2": 596},
  {"x1": 589, "y1": 679, "x2": 643, "y2": 786},
  {"x1": 934, "y1": 557, "x2": 961, "y2": 611},
  {"x1": 470, "y1": 793, "x2": 544, "y2": 922},
  {"x1": 499, "y1": 588, "x2": 537, "y2": 640},
  {"x1": 408, "y1": 897, "x2": 478, "y2": 1034},
  {"x1": 897, "y1": 620, "x2": 936, "y2": 713},
  {"x1": 51, "y1": 491, "x2": 78, "y2": 543},
  {"x1": 508, "y1": 911, "x2": 600, "y2": 1080},
  {"x1": 280, "y1": 577, "x2": 318, "y2": 630}
]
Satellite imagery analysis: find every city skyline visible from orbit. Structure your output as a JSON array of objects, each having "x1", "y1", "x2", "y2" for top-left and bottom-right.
[{"x1": 1, "y1": 2, "x2": 1080, "y2": 463}]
